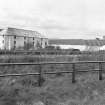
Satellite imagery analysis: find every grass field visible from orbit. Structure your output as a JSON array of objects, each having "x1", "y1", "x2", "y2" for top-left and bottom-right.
[
  {"x1": 1, "y1": 72, "x2": 105, "y2": 105},
  {"x1": 0, "y1": 54, "x2": 105, "y2": 105},
  {"x1": 0, "y1": 55, "x2": 75, "y2": 63}
]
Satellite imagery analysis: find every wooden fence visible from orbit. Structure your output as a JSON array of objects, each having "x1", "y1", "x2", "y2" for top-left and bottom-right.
[{"x1": 0, "y1": 61, "x2": 104, "y2": 86}]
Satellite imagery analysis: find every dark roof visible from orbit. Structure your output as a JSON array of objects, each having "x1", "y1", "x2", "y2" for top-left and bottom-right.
[
  {"x1": 0, "y1": 27, "x2": 47, "y2": 38},
  {"x1": 49, "y1": 39, "x2": 105, "y2": 46},
  {"x1": 7, "y1": 27, "x2": 43, "y2": 38}
]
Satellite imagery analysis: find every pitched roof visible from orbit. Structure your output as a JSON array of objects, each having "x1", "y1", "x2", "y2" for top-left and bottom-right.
[
  {"x1": 49, "y1": 39, "x2": 105, "y2": 46},
  {"x1": 0, "y1": 27, "x2": 46, "y2": 38}
]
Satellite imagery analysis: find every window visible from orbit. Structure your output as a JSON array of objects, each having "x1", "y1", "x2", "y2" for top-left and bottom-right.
[
  {"x1": 14, "y1": 45, "x2": 16, "y2": 49},
  {"x1": 24, "y1": 41, "x2": 26, "y2": 45},
  {"x1": 14, "y1": 41, "x2": 16, "y2": 49},
  {"x1": 24, "y1": 37, "x2": 26, "y2": 40},
  {"x1": 14, "y1": 41, "x2": 16, "y2": 44},
  {"x1": 14, "y1": 36, "x2": 16, "y2": 39},
  {"x1": 33, "y1": 42, "x2": 34, "y2": 45},
  {"x1": 45, "y1": 42, "x2": 47, "y2": 46}
]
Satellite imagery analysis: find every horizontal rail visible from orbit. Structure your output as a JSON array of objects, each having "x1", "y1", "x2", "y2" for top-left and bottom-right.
[
  {"x1": 0, "y1": 61, "x2": 105, "y2": 65},
  {"x1": 0, "y1": 69, "x2": 103, "y2": 77},
  {"x1": 0, "y1": 61, "x2": 104, "y2": 86},
  {"x1": 0, "y1": 73, "x2": 40, "y2": 77},
  {"x1": 45, "y1": 69, "x2": 105, "y2": 75}
]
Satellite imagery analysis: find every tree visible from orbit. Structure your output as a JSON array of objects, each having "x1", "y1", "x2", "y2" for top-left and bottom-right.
[
  {"x1": 70, "y1": 49, "x2": 81, "y2": 55},
  {"x1": 45, "y1": 46, "x2": 55, "y2": 50},
  {"x1": 56, "y1": 46, "x2": 61, "y2": 50}
]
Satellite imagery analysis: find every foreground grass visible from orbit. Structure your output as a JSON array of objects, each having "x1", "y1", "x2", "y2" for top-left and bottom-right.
[
  {"x1": 0, "y1": 53, "x2": 104, "y2": 63},
  {"x1": 1, "y1": 73, "x2": 105, "y2": 105}
]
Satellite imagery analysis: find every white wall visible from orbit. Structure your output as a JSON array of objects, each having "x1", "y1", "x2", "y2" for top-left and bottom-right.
[
  {"x1": 41, "y1": 38, "x2": 48, "y2": 48},
  {"x1": 15, "y1": 36, "x2": 24, "y2": 49},
  {"x1": 0, "y1": 36, "x2": 4, "y2": 49},
  {"x1": 53, "y1": 44, "x2": 86, "y2": 51},
  {"x1": 0, "y1": 36, "x2": 48, "y2": 50},
  {"x1": 5, "y1": 36, "x2": 14, "y2": 50}
]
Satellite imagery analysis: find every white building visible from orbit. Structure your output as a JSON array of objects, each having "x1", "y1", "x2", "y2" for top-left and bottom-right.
[
  {"x1": 0, "y1": 27, "x2": 48, "y2": 50},
  {"x1": 49, "y1": 39, "x2": 105, "y2": 51}
]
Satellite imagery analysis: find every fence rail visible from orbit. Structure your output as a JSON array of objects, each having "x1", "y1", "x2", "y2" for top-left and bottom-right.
[
  {"x1": 0, "y1": 61, "x2": 105, "y2": 86},
  {"x1": 0, "y1": 61, "x2": 105, "y2": 65}
]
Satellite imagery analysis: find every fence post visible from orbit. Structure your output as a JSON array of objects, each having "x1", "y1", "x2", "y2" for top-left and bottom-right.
[
  {"x1": 99, "y1": 62, "x2": 103, "y2": 80},
  {"x1": 72, "y1": 63, "x2": 76, "y2": 83},
  {"x1": 38, "y1": 64, "x2": 42, "y2": 87}
]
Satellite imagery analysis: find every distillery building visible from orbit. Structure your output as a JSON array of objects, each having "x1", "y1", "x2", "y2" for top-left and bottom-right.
[{"x1": 0, "y1": 27, "x2": 48, "y2": 50}]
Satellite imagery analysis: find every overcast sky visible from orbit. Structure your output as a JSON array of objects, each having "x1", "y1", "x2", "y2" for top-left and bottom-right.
[{"x1": 0, "y1": 0, "x2": 105, "y2": 39}]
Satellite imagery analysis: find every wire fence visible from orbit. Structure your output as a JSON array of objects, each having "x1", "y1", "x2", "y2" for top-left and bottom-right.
[{"x1": 0, "y1": 61, "x2": 104, "y2": 86}]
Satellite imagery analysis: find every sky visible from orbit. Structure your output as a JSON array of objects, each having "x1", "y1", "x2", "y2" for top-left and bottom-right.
[{"x1": 0, "y1": 0, "x2": 105, "y2": 39}]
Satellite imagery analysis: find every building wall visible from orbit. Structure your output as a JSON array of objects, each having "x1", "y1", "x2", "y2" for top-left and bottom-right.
[
  {"x1": 15, "y1": 36, "x2": 24, "y2": 49},
  {"x1": 0, "y1": 35, "x2": 48, "y2": 50},
  {"x1": 4, "y1": 36, "x2": 14, "y2": 50},
  {"x1": 0, "y1": 35, "x2": 4, "y2": 49},
  {"x1": 0, "y1": 27, "x2": 48, "y2": 50},
  {"x1": 28, "y1": 37, "x2": 34, "y2": 44},
  {"x1": 33, "y1": 37, "x2": 38, "y2": 49},
  {"x1": 41, "y1": 38, "x2": 49, "y2": 48}
]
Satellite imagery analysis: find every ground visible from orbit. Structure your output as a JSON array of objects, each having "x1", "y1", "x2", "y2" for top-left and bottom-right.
[
  {"x1": 0, "y1": 54, "x2": 105, "y2": 105},
  {"x1": 1, "y1": 72, "x2": 105, "y2": 105}
]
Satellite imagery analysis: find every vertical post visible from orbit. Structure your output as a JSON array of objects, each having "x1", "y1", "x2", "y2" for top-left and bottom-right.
[
  {"x1": 72, "y1": 63, "x2": 76, "y2": 83},
  {"x1": 99, "y1": 62, "x2": 103, "y2": 80},
  {"x1": 38, "y1": 64, "x2": 42, "y2": 87}
]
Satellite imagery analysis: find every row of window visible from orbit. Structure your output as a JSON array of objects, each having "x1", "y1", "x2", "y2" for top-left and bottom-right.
[
  {"x1": 24, "y1": 41, "x2": 35, "y2": 44},
  {"x1": 2, "y1": 40, "x2": 47, "y2": 46},
  {"x1": 14, "y1": 36, "x2": 36, "y2": 40},
  {"x1": 1, "y1": 39, "x2": 44, "y2": 45},
  {"x1": 1, "y1": 39, "x2": 47, "y2": 49},
  {"x1": 2, "y1": 39, "x2": 47, "y2": 46},
  {"x1": 14, "y1": 41, "x2": 38, "y2": 48},
  {"x1": 2, "y1": 35, "x2": 41, "y2": 41}
]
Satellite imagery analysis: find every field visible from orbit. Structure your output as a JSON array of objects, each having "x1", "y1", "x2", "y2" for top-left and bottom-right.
[{"x1": 0, "y1": 54, "x2": 105, "y2": 105}]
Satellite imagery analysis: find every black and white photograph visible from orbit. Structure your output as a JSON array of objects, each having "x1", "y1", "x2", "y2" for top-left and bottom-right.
[{"x1": 0, "y1": 0, "x2": 105, "y2": 105}]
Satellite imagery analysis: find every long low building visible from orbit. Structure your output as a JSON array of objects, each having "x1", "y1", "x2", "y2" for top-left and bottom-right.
[
  {"x1": 49, "y1": 38, "x2": 105, "y2": 51},
  {"x1": 49, "y1": 39, "x2": 105, "y2": 46},
  {"x1": 0, "y1": 27, "x2": 48, "y2": 50}
]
